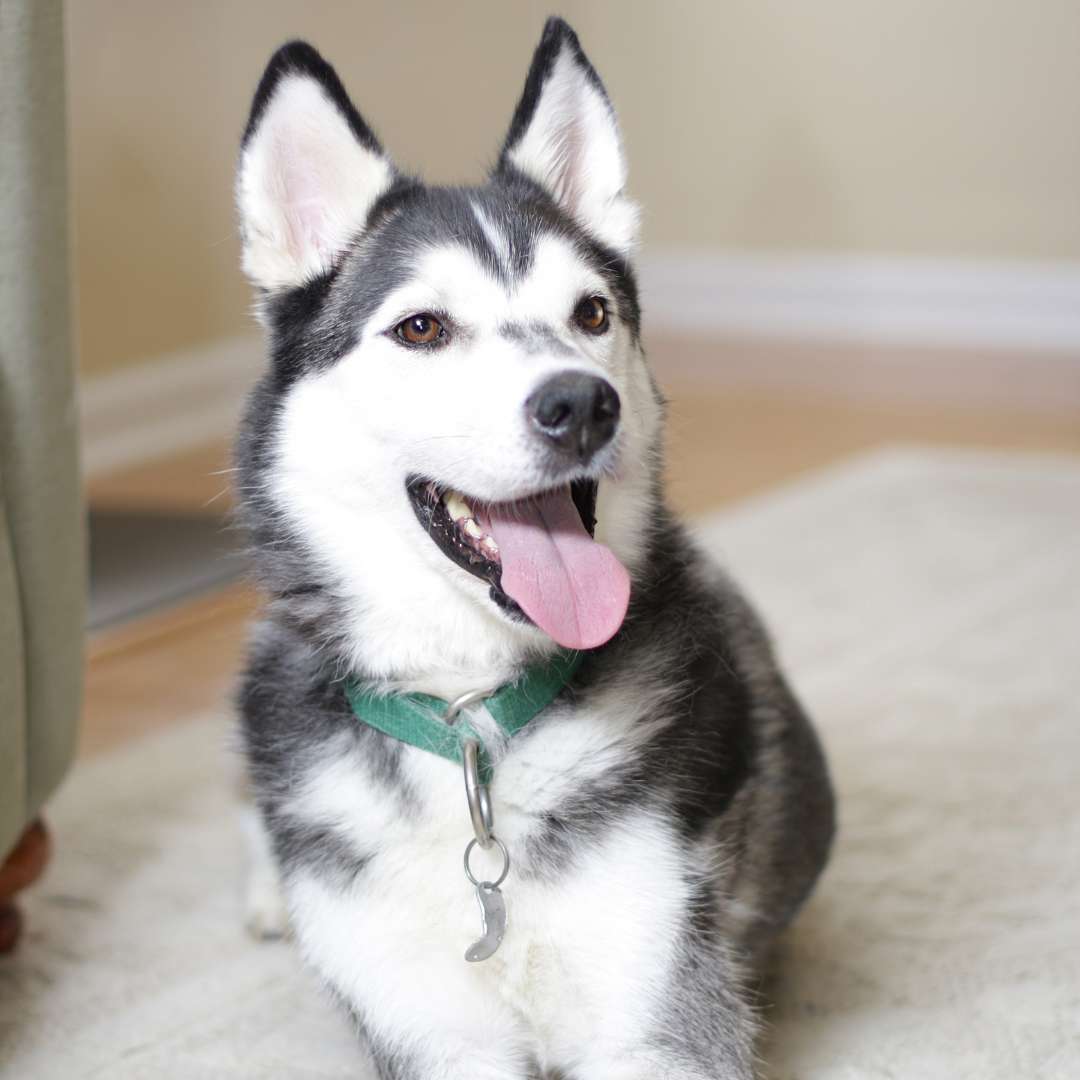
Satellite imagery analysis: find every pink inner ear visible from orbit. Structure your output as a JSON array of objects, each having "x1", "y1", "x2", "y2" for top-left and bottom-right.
[
  {"x1": 551, "y1": 112, "x2": 590, "y2": 219},
  {"x1": 265, "y1": 98, "x2": 362, "y2": 272},
  {"x1": 276, "y1": 136, "x2": 340, "y2": 265},
  {"x1": 289, "y1": 176, "x2": 337, "y2": 261}
]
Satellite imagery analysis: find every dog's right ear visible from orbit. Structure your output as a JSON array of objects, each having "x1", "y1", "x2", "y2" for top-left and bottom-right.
[{"x1": 237, "y1": 42, "x2": 394, "y2": 292}]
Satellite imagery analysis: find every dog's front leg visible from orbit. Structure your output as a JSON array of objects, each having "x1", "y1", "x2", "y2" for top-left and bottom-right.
[
  {"x1": 552, "y1": 1009, "x2": 757, "y2": 1080},
  {"x1": 286, "y1": 869, "x2": 539, "y2": 1080},
  {"x1": 238, "y1": 804, "x2": 290, "y2": 939},
  {"x1": 510, "y1": 814, "x2": 758, "y2": 1080}
]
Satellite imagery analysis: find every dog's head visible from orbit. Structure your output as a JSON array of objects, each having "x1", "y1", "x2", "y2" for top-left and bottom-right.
[{"x1": 236, "y1": 19, "x2": 664, "y2": 684}]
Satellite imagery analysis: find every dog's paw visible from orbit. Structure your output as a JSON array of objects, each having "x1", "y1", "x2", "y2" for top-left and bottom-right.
[
  {"x1": 245, "y1": 875, "x2": 290, "y2": 940},
  {"x1": 238, "y1": 804, "x2": 290, "y2": 940}
]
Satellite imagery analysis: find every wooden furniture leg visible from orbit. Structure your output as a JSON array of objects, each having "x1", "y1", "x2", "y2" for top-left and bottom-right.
[{"x1": 0, "y1": 820, "x2": 51, "y2": 952}]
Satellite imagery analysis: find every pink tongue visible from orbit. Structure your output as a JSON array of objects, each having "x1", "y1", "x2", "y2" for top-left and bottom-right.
[{"x1": 483, "y1": 488, "x2": 631, "y2": 650}]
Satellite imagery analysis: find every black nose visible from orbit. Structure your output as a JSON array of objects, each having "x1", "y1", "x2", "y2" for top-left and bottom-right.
[{"x1": 526, "y1": 372, "x2": 620, "y2": 464}]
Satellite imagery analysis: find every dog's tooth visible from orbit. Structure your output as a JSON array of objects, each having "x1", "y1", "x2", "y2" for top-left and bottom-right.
[
  {"x1": 480, "y1": 536, "x2": 500, "y2": 559},
  {"x1": 462, "y1": 518, "x2": 483, "y2": 539},
  {"x1": 444, "y1": 490, "x2": 472, "y2": 522}
]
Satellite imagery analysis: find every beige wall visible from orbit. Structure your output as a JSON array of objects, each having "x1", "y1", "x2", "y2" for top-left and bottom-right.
[
  {"x1": 67, "y1": 1, "x2": 1080, "y2": 376},
  {"x1": 574, "y1": 1, "x2": 1080, "y2": 259}
]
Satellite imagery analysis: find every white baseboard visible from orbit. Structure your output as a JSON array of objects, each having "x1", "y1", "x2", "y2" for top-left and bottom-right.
[
  {"x1": 638, "y1": 249, "x2": 1080, "y2": 354},
  {"x1": 80, "y1": 333, "x2": 265, "y2": 479}
]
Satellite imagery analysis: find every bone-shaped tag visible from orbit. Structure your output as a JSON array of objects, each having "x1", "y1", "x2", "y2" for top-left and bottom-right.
[{"x1": 465, "y1": 883, "x2": 506, "y2": 962}]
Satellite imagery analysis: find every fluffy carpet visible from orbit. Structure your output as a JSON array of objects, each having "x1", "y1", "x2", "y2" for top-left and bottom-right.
[{"x1": 1, "y1": 446, "x2": 1077, "y2": 1079}]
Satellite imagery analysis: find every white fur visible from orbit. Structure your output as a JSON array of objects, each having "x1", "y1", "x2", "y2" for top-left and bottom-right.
[
  {"x1": 237, "y1": 74, "x2": 393, "y2": 292},
  {"x1": 471, "y1": 200, "x2": 515, "y2": 273},
  {"x1": 508, "y1": 46, "x2": 639, "y2": 255},
  {"x1": 288, "y1": 814, "x2": 695, "y2": 1079}
]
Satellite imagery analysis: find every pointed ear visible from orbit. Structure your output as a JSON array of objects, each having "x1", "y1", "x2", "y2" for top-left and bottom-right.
[
  {"x1": 498, "y1": 19, "x2": 638, "y2": 254},
  {"x1": 236, "y1": 42, "x2": 395, "y2": 291}
]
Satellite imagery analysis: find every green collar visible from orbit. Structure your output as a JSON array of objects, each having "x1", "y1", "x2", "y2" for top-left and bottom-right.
[{"x1": 342, "y1": 650, "x2": 584, "y2": 785}]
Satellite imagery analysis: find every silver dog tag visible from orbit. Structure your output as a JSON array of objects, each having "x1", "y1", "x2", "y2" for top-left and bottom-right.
[{"x1": 465, "y1": 883, "x2": 506, "y2": 962}]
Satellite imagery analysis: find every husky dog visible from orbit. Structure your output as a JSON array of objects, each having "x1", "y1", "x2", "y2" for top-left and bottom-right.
[{"x1": 235, "y1": 18, "x2": 832, "y2": 1080}]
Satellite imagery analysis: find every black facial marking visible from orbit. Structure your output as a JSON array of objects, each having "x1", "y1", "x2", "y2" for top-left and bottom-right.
[
  {"x1": 248, "y1": 172, "x2": 642, "y2": 401},
  {"x1": 265, "y1": 273, "x2": 338, "y2": 385},
  {"x1": 498, "y1": 322, "x2": 575, "y2": 356}
]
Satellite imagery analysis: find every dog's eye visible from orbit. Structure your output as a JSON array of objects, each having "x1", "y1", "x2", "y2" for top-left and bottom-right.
[
  {"x1": 396, "y1": 314, "x2": 443, "y2": 345},
  {"x1": 574, "y1": 297, "x2": 608, "y2": 334}
]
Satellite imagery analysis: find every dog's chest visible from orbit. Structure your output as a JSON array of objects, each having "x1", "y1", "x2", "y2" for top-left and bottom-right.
[
  {"x1": 292, "y1": 697, "x2": 649, "y2": 871},
  {"x1": 282, "y1": 703, "x2": 690, "y2": 1028}
]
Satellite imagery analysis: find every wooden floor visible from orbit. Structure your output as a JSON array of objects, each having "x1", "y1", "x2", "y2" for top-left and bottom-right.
[
  {"x1": 80, "y1": 583, "x2": 262, "y2": 757},
  {"x1": 81, "y1": 380, "x2": 1080, "y2": 758},
  {"x1": 87, "y1": 441, "x2": 236, "y2": 517},
  {"x1": 662, "y1": 384, "x2": 1079, "y2": 516}
]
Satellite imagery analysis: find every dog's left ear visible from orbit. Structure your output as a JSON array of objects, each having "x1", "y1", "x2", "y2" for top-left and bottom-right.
[
  {"x1": 497, "y1": 18, "x2": 638, "y2": 254},
  {"x1": 237, "y1": 41, "x2": 395, "y2": 292}
]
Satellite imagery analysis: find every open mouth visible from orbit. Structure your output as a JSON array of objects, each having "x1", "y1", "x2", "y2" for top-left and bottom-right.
[
  {"x1": 406, "y1": 478, "x2": 599, "y2": 605},
  {"x1": 406, "y1": 477, "x2": 631, "y2": 650}
]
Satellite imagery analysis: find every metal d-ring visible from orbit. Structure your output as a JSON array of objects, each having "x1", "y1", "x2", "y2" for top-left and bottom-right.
[
  {"x1": 464, "y1": 835, "x2": 510, "y2": 890},
  {"x1": 444, "y1": 688, "x2": 491, "y2": 724},
  {"x1": 462, "y1": 739, "x2": 494, "y2": 849},
  {"x1": 445, "y1": 691, "x2": 496, "y2": 849}
]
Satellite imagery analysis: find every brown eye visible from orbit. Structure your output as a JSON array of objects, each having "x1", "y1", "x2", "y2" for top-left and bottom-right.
[
  {"x1": 396, "y1": 314, "x2": 443, "y2": 344},
  {"x1": 575, "y1": 297, "x2": 608, "y2": 333}
]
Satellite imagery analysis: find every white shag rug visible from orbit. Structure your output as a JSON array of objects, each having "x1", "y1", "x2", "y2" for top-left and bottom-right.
[{"x1": 1, "y1": 446, "x2": 1077, "y2": 1079}]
